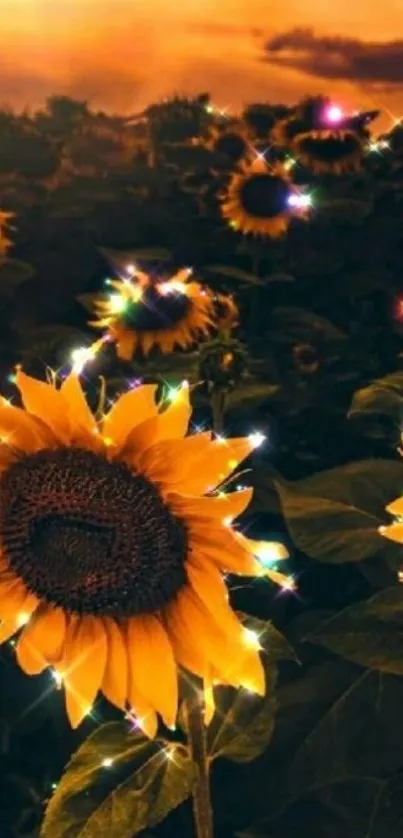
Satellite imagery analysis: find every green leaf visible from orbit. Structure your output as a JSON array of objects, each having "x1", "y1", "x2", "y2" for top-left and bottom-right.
[
  {"x1": 207, "y1": 668, "x2": 277, "y2": 763},
  {"x1": 308, "y1": 587, "x2": 403, "y2": 673},
  {"x1": 225, "y1": 383, "x2": 281, "y2": 410},
  {"x1": 41, "y1": 722, "x2": 194, "y2": 838},
  {"x1": 269, "y1": 306, "x2": 347, "y2": 344},
  {"x1": 0, "y1": 258, "x2": 35, "y2": 295},
  {"x1": 274, "y1": 459, "x2": 403, "y2": 563},
  {"x1": 239, "y1": 615, "x2": 298, "y2": 664},
  {"x1": 368, "y1": 774, "x2": 403, "y2": 838},
  {"x1": 349, "y1": 372, "x2": 403, "y2": 419},
  {"x1": 205, "y1": 265, "x2": 263, "y2": 286}
]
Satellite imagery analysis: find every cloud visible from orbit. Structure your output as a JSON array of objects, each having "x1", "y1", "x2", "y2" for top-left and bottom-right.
[{"x1": 263, "y1": 28, "x2": 403, "y2": 86}]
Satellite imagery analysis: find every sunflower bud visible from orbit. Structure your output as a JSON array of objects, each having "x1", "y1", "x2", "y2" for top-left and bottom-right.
[{"x1": 199, "y1": 338, "x2": 247, "y2": 391}]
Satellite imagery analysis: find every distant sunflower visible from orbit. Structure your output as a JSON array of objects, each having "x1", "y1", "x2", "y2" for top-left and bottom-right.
[
  {"x1": 204, "y1": 122, "x2": 253, "y2": 165},
  {"x1": 0, "y1": 211, "x2": 14, "y2": 259},
  {"x1": 290, "y1": 129, "x2": 363, "y2": 175},
  {"x1": 0, "y1": 369, "x2": 290, "y2": 733},
  {"x1": 90, "y1": 268, "x2": 221, "y2": 360},
  {"x1": 273, "y1": 106, "x2": 364, "y2": 175},
  {"x1": 220, "y1": 159, "x2": 300, "y2": 238}
]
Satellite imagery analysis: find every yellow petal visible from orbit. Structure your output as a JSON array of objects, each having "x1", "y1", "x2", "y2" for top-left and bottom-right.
[
  {"x1": 168, "y1": 489, "x2": 253, "y2": 524},
  {"x1": 178, "y1": 437, "x2": 255, "y2": 494},
  {"x1": 385, "y1": 497, "x2": 403, "y2": 517},
  {"x1": 127, "y1": 615, "x2": 178, "y2": 728},
  {"x1": 103, "y1": 384, "x2": 158, "y2": 448},
  {"x1": 157, "y1": 384, "x2": 191, "y2": 440},
  {"x1": 0, "y1": 403, "x2": 50, "y2": 453},
  {"x1": 166, "y1": 588, "x2": 264, "y2": 694},
  {"x1": 133, "y1": 433, "x2": 211, "y2": 489},
  {"x1": 60, "y1": 615, "x2": 107, "y2": 728},
  {"x1": 0, "y1": 578, "x2": 37, "y2": 622},
  {"x1": 60, "y1": 374, "x2": 97, "y2": 437},
  {"x1": 101, "y1": 618, "x2": 128, "y2": 710},
  {"x1": 186, "y1": 561, "x2": 242, "y2": 639},
  {"x1": 127, "y1": 695, "x2": 159, "y2": 739},
  {"x1": 116, "y1": 332, "x2": 136, "y2": 361},
  {"x1": 0, "y1": 587, "x2": 39, "y2": 644},
  {"x1": 16, "y1": 606, "x2": 66, "y2": 675},
  {"x1": 15, "y1": 370, "x2": 70, "y2": 442},
  {"x1": 379, "y1": 523, "x2": 403, "y2": 544},
  {"x1": 189, "y1": 539, "x2": 257, "y2": 576}
]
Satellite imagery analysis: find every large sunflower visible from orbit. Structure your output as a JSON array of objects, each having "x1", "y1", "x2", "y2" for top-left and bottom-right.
[
  {"x1": 220, "y1": 158, "x2": 305, "y2": 238},
  {"x1": 90, "y1": 268, "x2": 224, "y2": 360},
  {"x1": 0, "y1": 369, "x2": 290, "y2": 734}
]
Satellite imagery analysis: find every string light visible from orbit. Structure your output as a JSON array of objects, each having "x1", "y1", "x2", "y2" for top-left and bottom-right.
[
  {"x1": 323, "y1": 104, "x2": 344, "y2": 124},
  {"x1": 242, "y1": 627, "x2": 262, "y2": 651},
  {"x1": 51, "y1": 669, "x2": 63, "y2": 688},
  {"x1": 101, "y1": 757, "x2": 114, "y2": 768},
  {"x1": 248, "y1": 432, "x2": 266, "y2": 449},
  {"x1": 254, "y1": 541, "x2": 288, "y2": 566},
  {"x1": 108, "y1": 293, "x2": 128, "y2": 314},
  {"x1": 288, "y1": 193, "x2": 312, "y2": 209},
  {"x1": 16, "y1": 611, "x2": 30, "y2": 627}
]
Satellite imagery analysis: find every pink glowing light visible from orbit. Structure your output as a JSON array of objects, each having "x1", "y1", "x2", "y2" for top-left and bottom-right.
[{"x1": 324, "y1": 105, "x2": 344, "y2": 124}]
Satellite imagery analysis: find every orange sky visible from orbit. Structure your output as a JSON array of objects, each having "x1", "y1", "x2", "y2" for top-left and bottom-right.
[{"x1": 1, "y1": 0, "x2": 402, "y2": 130}]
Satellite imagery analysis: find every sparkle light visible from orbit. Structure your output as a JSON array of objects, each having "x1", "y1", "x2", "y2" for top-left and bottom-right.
[
  {"x1": 70, "y1": 346, "x2": 96, "y2": 375},
  {"x1": 288, "y1": 193, "x2": 312, "y2": 209},
  {"x1": 254, "y1": 541, "x2": 288, "y2": 565},
  {"x1": 243, "y1": 627, "x2": 262, "y2": 650},
  {"x1": 324, "y1": 105, "x2": 344, "y2": 124},
  {"x1": 248, "y1": 432, "x2": 266, "y2": 449},
  {"x1": 159, "y1": 280, "x2": 187, "y2": 296},
  {"x1": 101, "y1": 757, "x2": 114, "y2": 768},
  {"x1": 108, "y1": 293, "x2": 127, "y2": 314},
  {"x1": 17, "y1": 611, "x2": 30, "y2": 627}
]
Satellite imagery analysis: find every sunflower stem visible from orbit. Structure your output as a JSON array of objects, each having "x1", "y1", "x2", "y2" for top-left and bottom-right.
[
  {"x1": 187, "y1": 697, "x2": 214, "y2": 838},
  {"x1": 211, "y1": 388, "x2": 226, "y2": 434}
]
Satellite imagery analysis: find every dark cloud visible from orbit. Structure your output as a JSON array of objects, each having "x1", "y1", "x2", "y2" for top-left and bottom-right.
[{"x1": 263, "y1": 28, "x2": 403, "y2": 86}]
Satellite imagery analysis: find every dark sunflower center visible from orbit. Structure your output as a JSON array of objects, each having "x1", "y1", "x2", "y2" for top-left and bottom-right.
[
  {"x1": 121, "y1": 283, "x2": 191, "y2": 332},
  {"x1": 298, "y1": 132, "x2": 360, "y2": 162},
  {"x1": 0, "y1": 448, "x2": 188, "y2": 616},
  {"x1": 239, "y1": 174, "x2": 290, "y2": 218},
  {"x1": 214, "y1": 132, "x2": 247, "y2": 161}
]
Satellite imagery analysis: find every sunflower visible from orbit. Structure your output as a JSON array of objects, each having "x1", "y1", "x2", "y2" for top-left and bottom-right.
[
  {"x1": 290, "y1": 129, "x2": 363, "y2": 175},
  {"x1": 204, "y1": 122, "x2": 253, "y2": 165},
  {"x1": 220, "y1": 158, "x2": 303, "y2": 238},
  {"x1": 90, "y1": 268, "x2": 223, "y2": 360},
  {"x1": 0, "y1": 369, "x2": 291, "y2": 734},
  {"x1": 0, "y1": 210, "x2": 14, "y2": 258},
  {"x1": 272, "y1": 102, "x2": 364, "y2": 175}
]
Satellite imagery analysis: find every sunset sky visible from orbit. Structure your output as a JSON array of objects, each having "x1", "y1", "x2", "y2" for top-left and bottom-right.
[{"x1": 1, "y1": 0, "x2": 403, "y2": 130}]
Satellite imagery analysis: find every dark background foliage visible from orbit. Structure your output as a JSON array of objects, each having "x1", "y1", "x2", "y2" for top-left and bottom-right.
[{"x1": 1, "y1": 93, "x2": 403, "y2": 837}]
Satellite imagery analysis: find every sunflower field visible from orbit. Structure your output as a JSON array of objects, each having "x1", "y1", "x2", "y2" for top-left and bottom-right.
[{"x1": 0, "y1": 92, "x2": 403, "y2": 838}]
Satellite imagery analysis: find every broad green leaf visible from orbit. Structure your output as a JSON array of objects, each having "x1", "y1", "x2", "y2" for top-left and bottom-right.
[
  {"x1": 225, "y1": 383, "x2": 281, "y2": 409},
  {"x1": 205, "y1": 265, "x2": 263, "y2": 286},
  {"x1": 274, "y1": 459, "x2": 403, "y2": 563},
  {"x1": 269, "y1": 306, "x2": 347, "y2": 344},
  {"x1": 349, "y1": 372, "x2": 403, "y2": 418},
  {"x1": 368, "y1": 773, "x2": 403, "y2": 838},
  {"x1": 308, "y1": 587, "x2": 403, "y2": 673},
  {"x1": 41, "y1": 722, "x2": 194, "y2": 838},
  {"x1": 207, "y1": 666, "x2": 277, "y2": 763}
]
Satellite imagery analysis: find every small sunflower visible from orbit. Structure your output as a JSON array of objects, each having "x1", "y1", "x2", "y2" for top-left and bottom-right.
[
  {"x1": 0, "y1": 210, "x2": 14, "y2": 259},
  {"x1": 272, "y1": 100, "x2": 364, "y2": 175},
  {"x1": 220, "y1": 159, "x2": 303, "y2": 238},
  {"x1": 204, "y1": 122, "x2": 253, "y2": 165},
  {"x1": 0, "y1": 369, "x2": 290, "y2": 733},
  {"x1": 90, "y1": 268, "x2": 222, "y2": 360}
]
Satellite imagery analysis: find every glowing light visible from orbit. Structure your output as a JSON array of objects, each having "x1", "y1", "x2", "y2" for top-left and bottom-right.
[
  {"x1": 17, "y1": 611, "x2": 30, "y2": 627},
  {"x1": 126, "y1": 263, "x2": 136, "y2": 276},
  {"x1": 108, "y1": 293, "x2": 127, "y2": 314},
  {"x1": 164, "y1": 748, "x2": 175, "y2": 761},
  {"x1": 281, "y1": 576, "x2": 297, "y2": 592},
  {"x1": 159, "y1": 280, "x2": 187, "y2": 296},
  {"x1": 288, "y1": 193, "x2": 312, "y2": 209},
  {"x1": 284, "y1": 157, "x2": 296, "y2": 171},
  {"x1": 243, "y1": 628, "x2": 261, "y2": 650},
  {"x1": 70, "y1": 346, "x2": 96, "y2": 375},
  {"x1": 254, "y1": 541, "x2": 288, "y2": 566},
  {"x1": 249, "y1": 432, "x2": 266, "y2": 449},
  {"x1": 51, "y1": 669, "x2": 63, "y2": 688},
  {"x1": 324, "y1": 105, "x2": 344, "y2": 124},
  {"x1": 101, "y1": 758, "x2": 114, "y2": 768}
]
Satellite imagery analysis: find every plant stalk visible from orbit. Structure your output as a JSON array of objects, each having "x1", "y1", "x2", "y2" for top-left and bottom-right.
[{"x1": 187, "y1": 697, "x2": 214, "y2": 838}]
